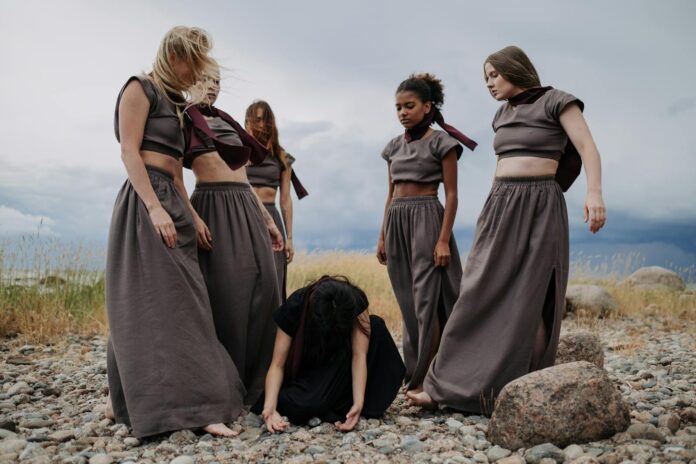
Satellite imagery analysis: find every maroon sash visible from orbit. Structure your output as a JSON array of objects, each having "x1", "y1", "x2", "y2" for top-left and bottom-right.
[{"x1": 185, "y1": 105, "x2": 270, "y2": 169}]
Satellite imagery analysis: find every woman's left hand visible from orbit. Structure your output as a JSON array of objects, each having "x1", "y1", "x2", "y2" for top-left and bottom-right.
[
  {"x1": 584, "y1": 191, "x2": 606, "y2": 234},
  {"x1": 433, "y1": 240, "x2": 451, "y2": 268},
  {"x1": 335, "y1": 404, "x2": 362, "y2": 432},
  {"x1": 285, "y1": 239, "x2": 295, "y2": 263},
  {"x1": 268, "y1": 222, "x2": 284, "y2": 252},
  {"x1": 194, "y1": 215, "x2": 213, "y2": 250}
]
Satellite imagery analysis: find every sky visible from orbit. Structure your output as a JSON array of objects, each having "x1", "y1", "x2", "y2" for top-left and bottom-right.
[{"x1": 0, "y1": 0, "x2": 695, "y2": 275}]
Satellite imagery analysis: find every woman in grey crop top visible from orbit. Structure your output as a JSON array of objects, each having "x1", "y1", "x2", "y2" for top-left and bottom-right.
[
  {"x1": 184, "y1": 68, "x2": 285, "y2": 406},
  {"x1": 245, "y1": 100, "x2": 299, "y2": 302},
  {"x1": 106, "y1": 27, "x2": 244, "y2": 438},
  {"x1": 378, "y1": 73, "x2": 474, "y2": 395},
  {"x1": 410, "y1": 46, "x2": 607, "y2": 413}
]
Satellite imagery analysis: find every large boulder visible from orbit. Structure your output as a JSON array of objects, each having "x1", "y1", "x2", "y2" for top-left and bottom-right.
[
  {"x1": 555, "y1": 331, "x2": 604, "y2": 368},
  {"x1": 564, "y1": 285, "x2": 617, "y2": 317},
  {"x1": 487, "y1": 361, "x2": 629, "y2": 449},
  {"x1": 620, "y1": 266, "x2": 685, "y2": 291}
]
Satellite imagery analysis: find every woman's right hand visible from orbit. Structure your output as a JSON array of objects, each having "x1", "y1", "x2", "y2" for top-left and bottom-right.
[
  {"x1": 376, "y1": 238, "x2": 387, "y2": 265},
  {"x1": 149, "y1": 205, "x2": 177, "y2": 248},
  {"x1": 262, "y1": 408, "x2": 288, "y2": 433}
]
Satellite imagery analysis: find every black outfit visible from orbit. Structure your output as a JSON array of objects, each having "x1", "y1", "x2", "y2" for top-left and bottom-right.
[{"x1": 252, "y1": 287, "x2": 405, "y2": 424}]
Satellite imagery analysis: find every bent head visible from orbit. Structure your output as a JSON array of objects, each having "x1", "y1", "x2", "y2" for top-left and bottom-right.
[
  {"x1": 153, "y1": 26, "x2": 216, "y2": 96},
  {"x1": 394, "y1": 74, "x2": 444, "y2": 129},
  {"x1": 245, "y1": 100, "x2": 277, "y2": 145},
  {"x1": 484, "y1": 46, "x2": 540, "y2": 101},
  {"x1": 200, "y1": 65, "x2": 221, "y2": 106}
]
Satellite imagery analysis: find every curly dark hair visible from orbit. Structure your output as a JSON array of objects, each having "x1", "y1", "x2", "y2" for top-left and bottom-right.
[{"x1": 395, "y1": 72, "x2": 445, "y2": 109}]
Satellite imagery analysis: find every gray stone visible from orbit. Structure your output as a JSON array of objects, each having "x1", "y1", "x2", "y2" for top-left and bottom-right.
[
  {"x1": 0, "y1": 438, "x2": 27, "y2": 454},
  {"x1": 399, "y1": 435, "x2": 423, "y2": 453},
  {"x1": 658, "y1": 413, "x2": 681, "y2": 434},
  {"x1": 239, "y1": 428, "x2": 262, "y2": 441},
  {"x1": 523, "y1": 443, "x2": 565, "y2": 463},
  {"x1": 621, "y1": 266, "x2": 686, "y2": 291},
  {"x1": 563, "y1": 444, "x2": 584, "y2": 460},
  {"x1": 472, "y1": 451, "x2": 488, "y2": 463},
  {"x1": 307, "y1": 417, "x2": 321, "y2": 427},
  {"x1": 486, "y1": 445, "x2": 511, "y2": 461},
  {"x1": 88, "y1": 454, "x2": 113, "y2": 464},
  {"x1": 488, "y1": 362, "x2": 630, "y2": 449},
  {"x1": 123, "y1": 437, "x2": 140, "y2": 447},
  {"x1": 496, "y1": 457, "x2": 525, "y2": 464},
  {"x1": 243, "y1": 413, "x2": 263, "y2": 428},
  {"x1": 555, "y1": 331, "x2": 604, "y2": 368},
  {"x1": 564, "y1": 285, "x2": 617, "y2": 317},
  {"x1": 170, "y1": 457, "x2": 195, "y2": 464},
  {"x1": 48, "y1": 430, "x2": 75, "y2": 442},
  {"x1": 8, "y1": 381, "x2": 32, "y2": 396},
  {"x1": 447, "y1": 418, "x2": 464, "y2": 430},
  {"x1": 169, "y1": 430, "x2": 197, "y2": 445},
  {"x1": 342, "y1": 432, "x2": 358, "y2": 445},
  {"x1": 19, "y1": 442, "x2": 47, "y2": 460},
  {"x1": 306, "y1": 445, "x2": 326, "y2": 454},
  {"x1": 626, "y1": 423, "x2": 666, "y2": 442}
]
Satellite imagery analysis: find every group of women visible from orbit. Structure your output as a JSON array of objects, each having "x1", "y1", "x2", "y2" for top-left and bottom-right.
[{"x1": 104, "y1": 26, "x2": 606, "y2": 439}]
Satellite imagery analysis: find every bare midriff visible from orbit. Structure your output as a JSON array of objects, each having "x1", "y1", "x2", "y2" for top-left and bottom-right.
[
  {"x1": 191, "y1": 152, "x2": 249, "y2": 183},
  {"x1": 393, "y1": 181, "x2": 439, "y2": 198},
  {"x1": 495, "y1": 156, "x2": 559, "y2": 177},
  {"x1": 253, "y1": 186, "x2": 278, "y2": 204},
  {"x1": 141, "y1": 151, "x2": 181, "y2": 177}
]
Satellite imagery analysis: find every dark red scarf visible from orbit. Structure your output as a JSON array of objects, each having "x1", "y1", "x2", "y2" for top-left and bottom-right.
[
  {"x1": 405, "y1": 108, "x2": 478, "y2": 152},
  {"x1": 185, "y1": 105, "x2": 270, "y2": 169}
]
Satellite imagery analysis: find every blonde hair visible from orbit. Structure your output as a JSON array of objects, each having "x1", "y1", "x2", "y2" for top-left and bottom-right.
[{"x1": 149, "y1": 26, "x2": 217, "y2": 105}]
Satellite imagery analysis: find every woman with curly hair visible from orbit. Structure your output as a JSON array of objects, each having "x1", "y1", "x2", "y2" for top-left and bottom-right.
[{"x1": 378, "y1": 73, "x2": 477, "y2": 395}]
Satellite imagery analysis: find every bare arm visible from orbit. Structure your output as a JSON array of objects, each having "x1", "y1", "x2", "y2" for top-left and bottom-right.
[
  {"x1": 261, "y1": 329, "x2": 292, "y2": 433},
  {"x1": 559, "y1": 104, "x2": 606, "y2": 233},
  {"x1": 279, "y1": 164, "x2": 294, "y2": 262},
  {"x1": 376, "y1": 167, "x2": 395, "y2": 265},
  {"x1": 118, "y1": 81, "x2": 177, "y2": 248},
  {"x1": 336, "y1": 311, "x2": 370, "y2": 432},
  {"x1": 434, "y1": 150, "x2": 458, "y2": 267},
  {"x1": 249, "y1": 178, "x2": 284, "y2": 251},
  {"x1": 172, "y1": 162, "x2": 213, "y2": 250}
]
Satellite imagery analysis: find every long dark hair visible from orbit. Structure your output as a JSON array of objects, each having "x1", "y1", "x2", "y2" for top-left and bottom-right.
[
  {"x1": 295, "y1": 275, "x2": 370, "y2": 368},
  {"x1": 244, "y1": 100, "x2": 289, "y2": 170},
  {"x1": 484, "y1": 46, "x2": 541, "y2": 89}
]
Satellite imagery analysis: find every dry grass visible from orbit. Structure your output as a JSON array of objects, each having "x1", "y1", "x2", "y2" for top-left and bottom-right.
[{"x1": 2, "y1": 237, "x2": 694, "y2": 343}]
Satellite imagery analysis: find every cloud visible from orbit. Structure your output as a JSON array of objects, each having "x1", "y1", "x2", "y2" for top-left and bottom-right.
[
  {"x1": 666, "y1": 98, "x2": 696, "y2": 116},
  {"x1": 0, "y1": 206, "x2": 56, "y2": 237}
]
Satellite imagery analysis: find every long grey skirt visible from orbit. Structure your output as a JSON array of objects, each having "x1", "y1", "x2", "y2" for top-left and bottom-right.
[
  {"x1": 106, "y1": 166, "x2": 245, "y2": 438},
  {"x1": 264, "y1": 202, "x2": 287, "y2": 302},
  {"x1": 191, "y1": 182, "x2": 280, "y2": 405},
  {"x1": 385, "y1": 196, "x2": 463, "y2": 390},
  {"x1": 423, "y1": 176, "x2": 569, "y2": 414}
]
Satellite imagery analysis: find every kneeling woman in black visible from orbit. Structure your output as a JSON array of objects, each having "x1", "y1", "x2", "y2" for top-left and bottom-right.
[{"x1": 252, "y1": 276, "x2": 405, "y2": 433}]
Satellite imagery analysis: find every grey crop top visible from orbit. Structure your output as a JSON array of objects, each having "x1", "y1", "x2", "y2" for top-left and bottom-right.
[
  {"x1": 492, "y1": 89, "x2": 583, "y2": 161},
  {"x1": 114, "y1": 75, "x2": 185, "y2": 159},
  {"x1": 247, "y1": 152, "x2": 296, "y2": 188},
  {"x1": 190, "y1": 116, "x2": 244, "y2": 155},
  {"x1": 381, "y1": 130, "x2": 461, "y2": 183}
]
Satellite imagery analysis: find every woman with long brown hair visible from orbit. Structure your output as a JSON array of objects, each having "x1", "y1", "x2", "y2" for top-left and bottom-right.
[
  {"x1": 377, "y1": 73, "x2": 477, "y2": 396},
  {"x1": 106, "y1": 26, "x2": 244, "y2": 438},
  {"x1": 245, "y1": 101, "x2": 308, "y2": 302},
  {"x1": 184, "y1": 66, "x2": 283, "y2": 406},
  {"x1": 409, "y1": 46, "x2": 606, "y2": 412}
]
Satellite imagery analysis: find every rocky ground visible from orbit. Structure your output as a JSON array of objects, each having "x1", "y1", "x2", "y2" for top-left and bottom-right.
[{"x1": 1, "y1": 316, "x2": 694, "y2": 464}]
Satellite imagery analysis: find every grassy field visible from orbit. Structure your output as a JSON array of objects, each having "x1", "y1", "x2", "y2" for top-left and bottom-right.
[{"x1": 1, "y1": 242, "x2": 694, "y2": 343}]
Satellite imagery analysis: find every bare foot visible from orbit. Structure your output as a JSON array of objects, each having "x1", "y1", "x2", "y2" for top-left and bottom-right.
[
  {"x1": 406, "y1": 390, "x2": 437, "y2": 410},
  {"x1": 203, "y1": 423, "x2": 239, "y2": 437},
  {"x1": 104, "y1": 393, "x2": 114, "y2": 420}
]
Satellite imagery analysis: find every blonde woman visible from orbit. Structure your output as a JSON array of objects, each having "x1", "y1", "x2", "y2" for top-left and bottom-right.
[{"x1": 106, "y1": 26, "x2": 244, "y2": 438}]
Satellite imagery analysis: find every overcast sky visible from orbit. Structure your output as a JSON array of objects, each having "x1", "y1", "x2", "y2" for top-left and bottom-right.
[{"x1": 0, "y1": 1, "x2": 695, "y2": 264}]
